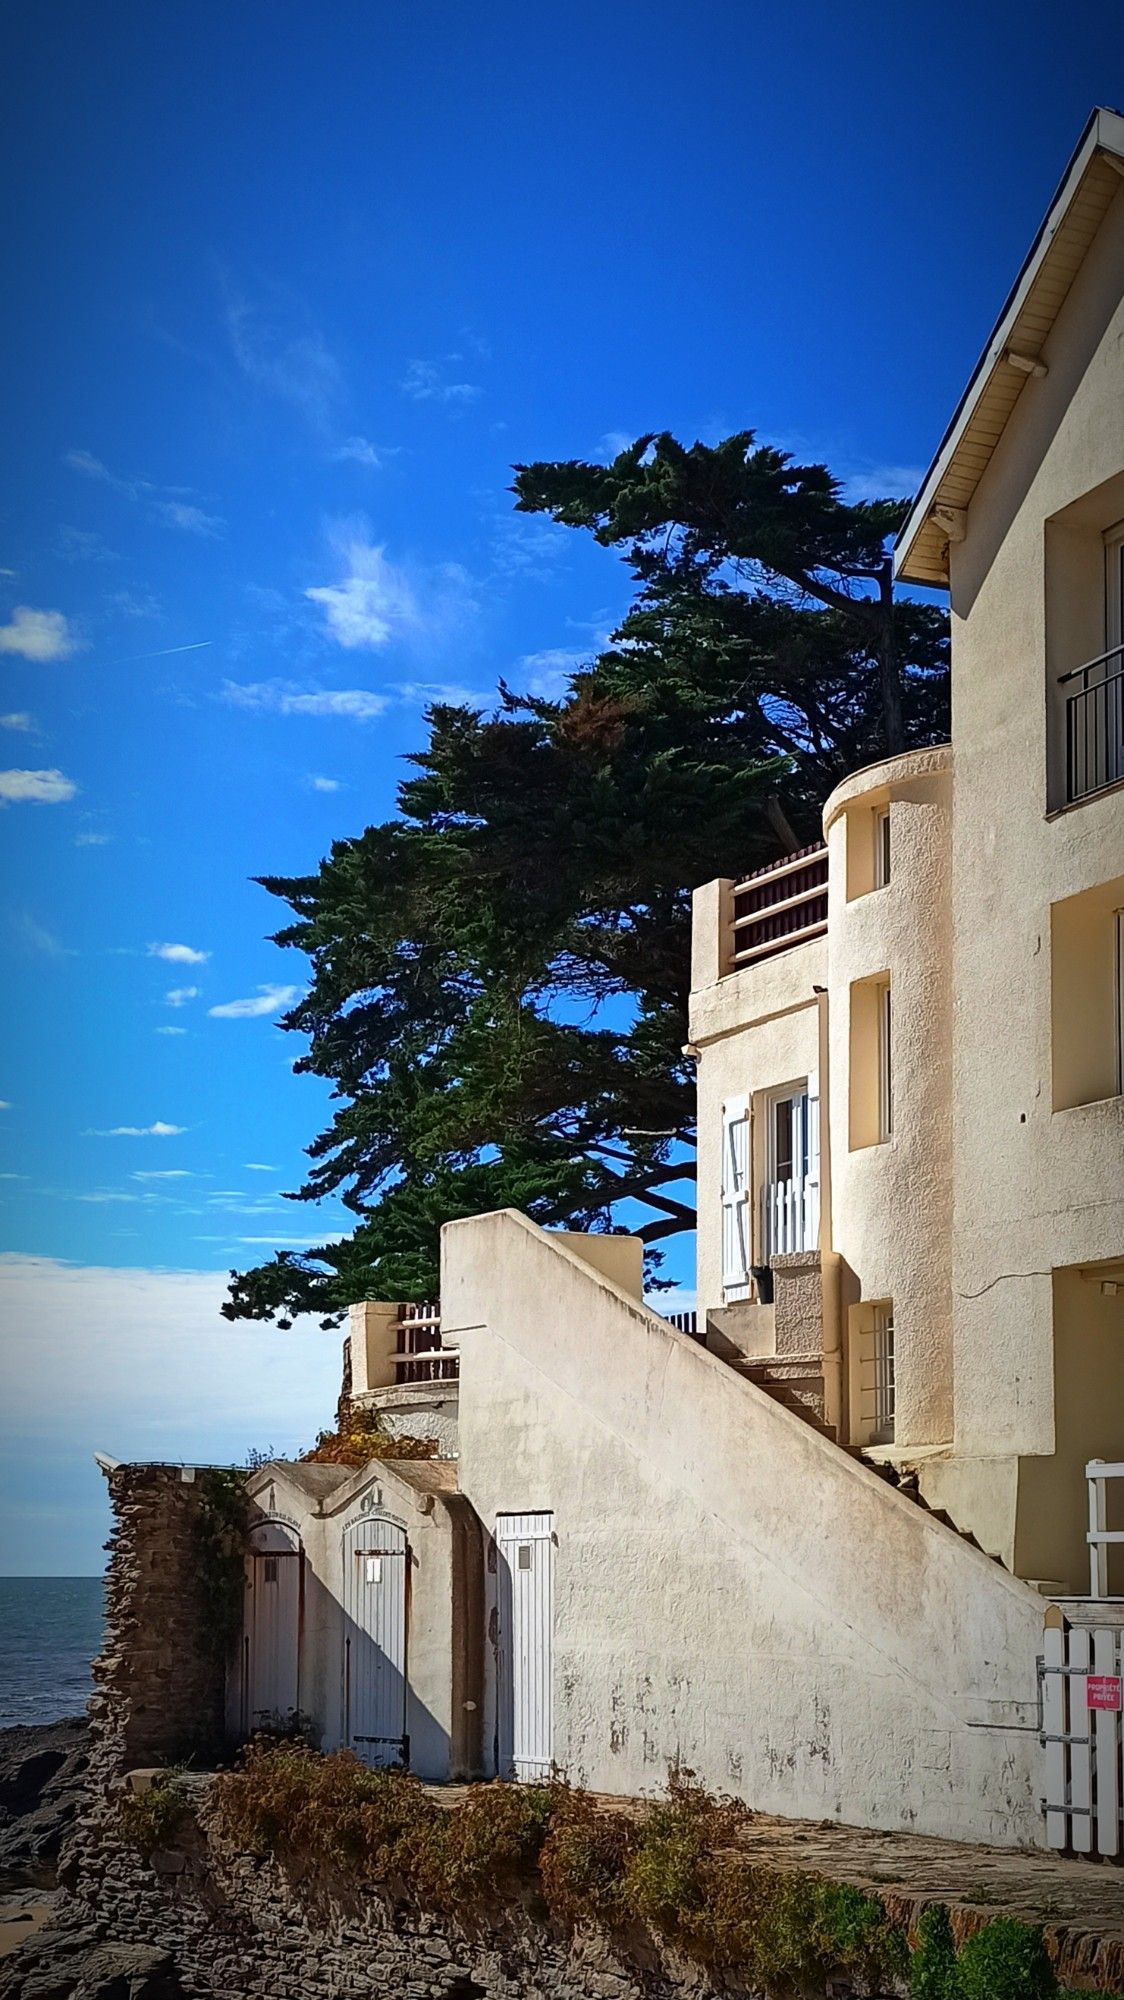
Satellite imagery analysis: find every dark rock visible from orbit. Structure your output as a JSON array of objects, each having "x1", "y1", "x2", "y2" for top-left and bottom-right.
[
  {"x1": 0, "y1": 1722, "x2": 90, "y2": 1891},
  {"x1": 72, "y1": 1945, "x2": 182, "y2": 2000}
]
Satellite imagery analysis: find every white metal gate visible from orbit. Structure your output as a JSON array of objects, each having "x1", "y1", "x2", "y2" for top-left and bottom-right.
[
  {"x1": 1042, "y1": 1605, "x2": 1124, "y2": 1856},
  {"x1": 241, "y1": 1521, "x2": 302, "y2": 1734},
  {"x1": 495, "y1": 1511, "x2": 554, "y2": 1782},
  {"x1": 342, "y1": 1517, "x2": 408, "y2": 1767}
]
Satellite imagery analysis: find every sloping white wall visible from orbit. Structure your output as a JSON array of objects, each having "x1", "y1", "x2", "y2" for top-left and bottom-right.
[{"x1": 444, "y1": 1210, "x2": 1045, "y2": 1847}]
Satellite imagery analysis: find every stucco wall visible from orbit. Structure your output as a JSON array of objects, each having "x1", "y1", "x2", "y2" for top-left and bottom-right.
[
  {"x1": 947, "y1": 175, "x2": 1124, "y2": 1461},
  {"x1": 823, "y1": 747, "x2": 954, "y2": 1448},
  {"x1": 444, "y1": 1210, "x2": 1045, "y2": 1847}
]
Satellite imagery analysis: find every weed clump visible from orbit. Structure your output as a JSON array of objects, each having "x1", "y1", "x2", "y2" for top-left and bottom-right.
[
  {"x1": 119, "y1": 1769, "x2": 191, "y2": 1858},
  {"x1": 300, "y1": 1407, "x2": 437, "y2": 1466}
]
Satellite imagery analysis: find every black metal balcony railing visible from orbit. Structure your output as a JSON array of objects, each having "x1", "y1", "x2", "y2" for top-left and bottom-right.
[
  {"x1": 1062, "y1": 644, "x2": 1124, "y2": 804},
  {"x1": 730, "y1": 843, "x2": 828, "y2": 970}
]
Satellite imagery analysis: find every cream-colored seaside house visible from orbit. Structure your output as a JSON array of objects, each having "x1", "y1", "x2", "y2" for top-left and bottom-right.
[{"x1": 227, "y1": 112, "x2": 1124, "y2": 1853}]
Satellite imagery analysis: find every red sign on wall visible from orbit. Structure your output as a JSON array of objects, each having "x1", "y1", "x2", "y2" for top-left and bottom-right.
[{"x1": 1087, "y1": 1676, "x2": 1123, "y2": 1712}]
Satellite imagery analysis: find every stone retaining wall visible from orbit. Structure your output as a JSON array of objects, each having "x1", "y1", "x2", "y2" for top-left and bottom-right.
[{"x1": 50, "y1": 1780, "x2": 801, "y2": 2000}]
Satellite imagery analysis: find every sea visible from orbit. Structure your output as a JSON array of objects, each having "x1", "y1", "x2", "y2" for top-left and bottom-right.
[{"x1": 0, "y1": 1576, "x2": 105, "y2": 1730}]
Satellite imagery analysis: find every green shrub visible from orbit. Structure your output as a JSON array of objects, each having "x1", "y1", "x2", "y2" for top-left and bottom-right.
[
  {"x1": 814, "y1": 1879, "x2": 908, "y2": 1987},
  {"x1": 537, "y1": 1788, "x2": 635, "y2": 1929},
  {"x1": 213, "y1": 1742, "x2": 439, "y2": 1877},
  {"x1": 955, "y1": 1917, "x2": 1057, "y2": 2000},
  {"x1": 119, "y1": 1770, "x2": 190, "y2": 1857},
  {"x1": 912, "y1": 1903, "x2": 960, "y2": 1999},
  {"x1": 429, "y1": 1782, "x2": 554, "y2": 1913}
]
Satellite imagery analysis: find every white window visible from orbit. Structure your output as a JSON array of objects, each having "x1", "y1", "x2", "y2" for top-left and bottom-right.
[
  {"x1": 878, "y1": 981, "x2": 893, "y2": 1141},
  {"x1": 761, "y1": 1076, "x2": 820, "y2": 1258},
  {"x1": 871, "y1": 1304, "x2": 896, "y2": 1444},
  {"x1": 874, "y1": 805, "x2": 891, "y2": 888}
]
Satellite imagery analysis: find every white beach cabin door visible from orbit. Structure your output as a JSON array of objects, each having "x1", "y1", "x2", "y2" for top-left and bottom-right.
[
  {"x1": 241, "y1": 1521, "x2": 302, "y2": 1734},
  {"x1": 720, "y1": 1096, "x2": 751, "y2": 1301},
  {"x1": 495, "y1": 1512, "x2": 554, "y2": 1782},
  {"x1": 342, "y1": 1517, "x2": 408, "y2": 1767}
]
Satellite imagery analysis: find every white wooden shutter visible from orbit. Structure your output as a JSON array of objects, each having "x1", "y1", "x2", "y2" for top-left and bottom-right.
[
  {"x1": 721, "y1": 1097, "x2": 750, "y2": 1299},
  {"x1": 805, "y1": 1069, "x2": 821, "y2": 1251}
]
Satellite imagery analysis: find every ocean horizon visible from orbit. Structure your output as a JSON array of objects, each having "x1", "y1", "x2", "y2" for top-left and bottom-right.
[{"x1": 0, "y1": 1575, "x2": 105, "y2": 1729}]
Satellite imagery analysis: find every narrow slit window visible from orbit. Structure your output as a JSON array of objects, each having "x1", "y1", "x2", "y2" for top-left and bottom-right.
[
  {"x1": 879, "y1": 980, "x2": 893, "y2": 1140},
  {"x1": 874, "y1": 805, "x2": 891, "y2": 888},
  {"x1": 263, "y1": 1557, "x2": 278, "y2": 1585}
]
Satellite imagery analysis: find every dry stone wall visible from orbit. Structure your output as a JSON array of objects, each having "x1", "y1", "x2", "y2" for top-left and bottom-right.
[{"x1": 89, "y1": 1465, "x2": 228, "y2": 1782}]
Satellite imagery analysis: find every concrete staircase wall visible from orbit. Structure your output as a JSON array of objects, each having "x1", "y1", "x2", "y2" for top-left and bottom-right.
[{"x1": 443, "y1": 1211, "x2": 1046, "y2": 1849}]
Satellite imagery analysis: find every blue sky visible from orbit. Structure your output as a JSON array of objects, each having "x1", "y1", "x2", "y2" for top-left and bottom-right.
[{"x1": 2, "y1": 2, "x2": 1121, "y2": 1571}]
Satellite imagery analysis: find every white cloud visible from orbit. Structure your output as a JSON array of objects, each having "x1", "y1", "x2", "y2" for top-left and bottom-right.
[
  {"x1": 11, "y1": 913, "x2": 67, "y2": 957},
  {"x1": 87, "y1": 1121, "x2": 186, "y2": 1137},
  {"x1": 64, "y1": 449, "x2": 119, "y2": 486},
  {"x1": 0, "y1": 1100, "x2": 10, "y2": 1111},
  {"x1": 304, "y1": 519, "x2": 477, "y2": 654},
  {"x1": 223, "y1": 680, "x2": 389, "y2": 721},
  {"x1": 148, "y1": 942, "x2": 209, "y2": 965},
  {"x1": 0, "y1": 712, "x2": 33, "y2": 731},
  {"x1": 400, "y1": 360, "x2": 482, "y2": 405},
  {"x1": 131, "y1": 1170, "x2": 194, "y2": 1181},
  {"x1": 595, "y1": 430, "x2": 634, "y2": 461},
  {"x1": 305, "y1": 531, "x2": 421, "y2": 649},
  {"x1": 306, "y1": 774, "x2": 341, "y2": 792},
  {"x1": 244, "y1": 1162, "x2": 278, "y2": 1172},
  {"x1": 392, "y1": 679, "x2": 487, "y2": 707},
  {"x1": 235, "y1": 1234, "x2": 346, "y2": 1246},
  {"x1": 0, "y1": 1254, "x2": 340, "y2": 1573},
  {"x1": 0, "y1": 608, "x2": 79, "y2": 662},
  {"x1": 516, "y1": 648, "x2": 591, "y2": 701},
  {"x1": 155, "y1": 1025, "x2": 187, "y2": 1037},
  {"x1": 165, "y1": 985, "x2": 200, "y2": 1007},
  {"x1": 58, "y1": 526, "x2": 118, "y2": 564},
  {"x1": 74, "y1": 829, "x2": 112, "y2": 846},
  {"x1": 333, "y1": 436, "x2": 385, "y2": 467},
  {"x1": 0, "y1": 769, "x2": 77, "y2": 805},
  {"x1": 208, "y1": 982, "x2": 300, "y2": 1020},
  {"x1": 843, "y1": 462, "x2": 925, "y2": 503}
]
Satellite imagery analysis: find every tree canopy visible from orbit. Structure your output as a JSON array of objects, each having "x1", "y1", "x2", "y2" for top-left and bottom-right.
[{"x1": 223, "y1": 432, "x2": 948, "y2": 1327}]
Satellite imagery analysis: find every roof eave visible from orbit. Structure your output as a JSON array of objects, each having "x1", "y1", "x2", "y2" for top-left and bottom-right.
[{"x1": 894, "y1": 106, "x2": 1124, "y2": 588}]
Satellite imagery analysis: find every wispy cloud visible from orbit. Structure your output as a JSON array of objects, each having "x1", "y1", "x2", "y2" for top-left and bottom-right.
[
  {"x1": 12, "y1": 914, "x2": 67, "y2": 957},
  {"x1": 132, "y1": 1170, "x2": 194, "y2": 1181},
  {"x1": 244, "y1": 1163, "x2": 278, "y2": 1172},
  {"x1": 149, "y1": 942, "x2": 209, "y2": 965},
  {"x1": 595, "y1": 430, "x2": 634, "y2": 461},
  {"x1": 108, "y1": 639, "x2": 212, "y2": 666},
  {"x1": 0, "y1": 713, "x2": 33, "y2": 732},
  {"x1": 208, "y1": 983, "x2": 300, "y2": 1020},
  {"x1": 400, "y1": 360, "x2": 482, "y2": 405},
  {"x1": 155, "y1": 1025, "x2": 187, "y2": 1036},
  {"x1": 151, "y1": 501, "x2": 224, "y2": 538},
  {"x1": 0, "y1": 1101, "x2": 11, "y2": 1112},
  {"x1": 58, "y1": 526, "x2": 119, "y2": 564},
  {"x1": 64, "y1": 449, "x2": 225, "y2": 539},
  {"x1": 0, "y1": 608, "x2": 79, "y2": 662},
  {"x1": 224, "y1": 291, "x2": 343, "y2": 434},
  {"x1": 86, "y1": 1121, "x2": 186, "y2": 1137},
  {"x1": 306, "y1": 774, "x2": 341, "y2": 792},
  {"x1": 165, "y1": 985, "x2": 200, "y2": 1007},
  {"x1": 223, "y1": 680, "x2": 389, "y2": 721},
  {"x1": 74, "y1": 830, "x2": 112, "y2": 847},
  {"x1": 305, "y1": 517, "x2": 477, "y2": 653},
  {"x1": 332, "y1": 436, "x2": 386, "y2": 468},
  {"x1": 843, "y1": 461, "x2": 925, "y2": 503},
  {"x1": 514, "y1": 648, "x2": 593, "y2": 701},
  {"x1": 0, "y1": 769, "x2": 77, "y2": 805}
]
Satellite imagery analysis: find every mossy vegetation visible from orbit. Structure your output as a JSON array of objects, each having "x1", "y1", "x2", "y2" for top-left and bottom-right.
[
  {"x1": 210, "y1": 1748, "x2": 1069, "y2": 1995},
  {"x1": 194, "y1": 1468, "x2": 250, "y2": 1663}
]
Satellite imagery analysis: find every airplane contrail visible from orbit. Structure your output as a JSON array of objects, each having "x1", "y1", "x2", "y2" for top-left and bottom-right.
[{"x1": 110, "y1": 640, "x2": 213, "y2": 665}]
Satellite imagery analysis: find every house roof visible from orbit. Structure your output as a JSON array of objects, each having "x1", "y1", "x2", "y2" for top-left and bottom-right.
[{"x1": 895, "y1": 107, "x2": 1124, "y2": 588}]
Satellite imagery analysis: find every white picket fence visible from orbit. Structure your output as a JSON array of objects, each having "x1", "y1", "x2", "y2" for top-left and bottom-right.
[{"x1": 1042, "y1": 1605, "x2": 1124, "y2": 1855}]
